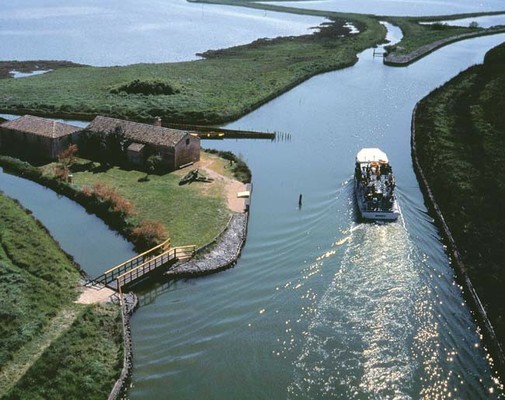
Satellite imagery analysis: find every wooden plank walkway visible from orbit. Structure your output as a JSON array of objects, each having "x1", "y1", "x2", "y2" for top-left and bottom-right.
[{"x1": 91, "y1": 239, "x2": 195, "y2": 292}]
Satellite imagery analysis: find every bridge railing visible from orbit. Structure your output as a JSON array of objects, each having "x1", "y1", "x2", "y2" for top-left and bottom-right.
[
  {"x1": 115, "y1": 245, "x2": 196, "y2": 291},
  {"x1": 93, "y1": 238, "x2": 171, "y2": 285},
  {"x1": 173, "y1": 245, "x2": 196, "y2": 261}
]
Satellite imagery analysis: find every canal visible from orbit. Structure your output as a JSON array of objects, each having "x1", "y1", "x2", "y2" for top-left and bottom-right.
[
  {"x1": 127, "y1": 26, "x2": 505, "y2": 398},
  {"x1": 1, "y1": 0, "x2": 505, "y2": 398}
]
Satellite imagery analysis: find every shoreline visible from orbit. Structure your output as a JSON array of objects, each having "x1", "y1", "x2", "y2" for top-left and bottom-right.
[
  {"x1": 384, "y1": 27, "x2": 505, "y2": 66},
  {"x1": 167, "y1": 212, "x2": 249, "y2": 277},
  {"x1": 410, "y1": 104, "x2": 505, "y2": 380}
]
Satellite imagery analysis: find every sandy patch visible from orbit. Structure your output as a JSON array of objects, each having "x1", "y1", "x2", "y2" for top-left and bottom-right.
[
  {"x1": 200, "y1": 165, "x2": 247, "y2": 213},
  {"x1": 76, "y1": 286, "x2": 115, "y2": 304},
  {"x1": 185, "y1": 155, "x2": 248, "y2": 213}
]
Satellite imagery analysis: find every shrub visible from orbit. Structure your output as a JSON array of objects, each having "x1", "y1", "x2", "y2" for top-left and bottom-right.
[
  {"x1": 430, "y1": 22, "x2": 450, "y2": 31},
  {"x1": 145, "y1": 155, "x2": 163, "y2": 174},
  {"x1": 53, "y1": 165, "x2": 70, "y2": 181},
  {"x1": 57, "y1": 144, "x2": 78, "y2": 168},
  {"x1": 81, "y1": 183, "x2": 135, "y2": 218},
  {"x1": 204, "y1": 149, "x2": 251, "y2": 183},
  {"x1": 131, "y1": 221, "x2": 168, "y2": 250},
  {"x1": 110, "y1": 79, "x2": 180, "y2": 96}
]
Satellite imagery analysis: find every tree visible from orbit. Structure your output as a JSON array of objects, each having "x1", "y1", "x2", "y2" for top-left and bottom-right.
[
  {"x1": 57, "y1": 144, "x2": 78, "y2": 168},
  {"x1": 146, "y1": 155, "x2": 163, "y2": 174},
  {"x1": 55, "y1": 144, "x2": 79, "y2": 181},
  {"x1": 105, "y1": 127, "x2": 127, "y2": 164}
]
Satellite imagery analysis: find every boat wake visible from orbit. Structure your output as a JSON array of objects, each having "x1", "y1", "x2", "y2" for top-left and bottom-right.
[{"x1": 286, "y1": 220, "x2": 451, "y2": 399}]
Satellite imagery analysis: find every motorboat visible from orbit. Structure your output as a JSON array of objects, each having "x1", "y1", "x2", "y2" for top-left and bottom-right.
[{"x1": 354, "y1": 148, "x2": 400, "y2": 221}]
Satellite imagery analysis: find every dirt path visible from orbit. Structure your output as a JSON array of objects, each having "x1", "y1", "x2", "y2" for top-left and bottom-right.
[
  {"x1": 202, "y1": 166, "x2": 246, "y2": 212},
  {"x1": 191, "y1": 156, "x2": 247, "y2": 213},
  {"x1": 0, "y1": 307, "x2": 81, "y2": 397},
  {"x1": 76, "y1": 285, "x2": 115, "y2": 304}
]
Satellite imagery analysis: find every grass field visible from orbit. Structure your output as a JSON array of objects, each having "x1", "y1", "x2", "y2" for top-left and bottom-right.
[
  {"x1": 414, "y1": 42, "x2": 505, "y2": 352},
  {"x1": 0, "y1": 193, "x2": 123, "y2": 399},
  {"x1": 0, "y1": 15, "x2": 386, "y2": 125},
  {"x1": 3, "y1": 304, "x2": 123, "y2": 400},
  {"x1": 0, "y1": 195, "x2": 80, "y2": 369},
  {"x1": 1, "y1": 3, "x2": 503, "y2": 122},
  {"x1": 51, "y1": 151, "x2": 234, "y2": 248}
]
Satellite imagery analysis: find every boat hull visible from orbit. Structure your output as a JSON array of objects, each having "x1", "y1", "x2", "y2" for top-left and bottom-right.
[{"x1": 354, "y1": 179, "x2": 400, "y2": 221}]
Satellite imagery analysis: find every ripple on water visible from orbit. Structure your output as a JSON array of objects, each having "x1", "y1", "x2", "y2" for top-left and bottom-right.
[{"x1": 285, "y1": 220, "x2": 502, "y2": 399}]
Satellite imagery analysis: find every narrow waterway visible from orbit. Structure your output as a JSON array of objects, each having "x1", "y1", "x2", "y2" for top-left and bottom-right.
[{"x1": 0, "y1": 167, "x2": 135, "y2": 277}]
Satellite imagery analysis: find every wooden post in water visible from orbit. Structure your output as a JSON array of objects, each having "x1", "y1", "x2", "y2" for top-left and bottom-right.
[{"x1": 298, "y1": 193, "x2": 303, "y2": 208}]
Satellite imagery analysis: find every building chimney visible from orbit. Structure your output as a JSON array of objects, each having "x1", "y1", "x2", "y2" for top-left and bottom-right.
[{"x1": 154, "y1": 116, "x2": 162, "y2": 127}]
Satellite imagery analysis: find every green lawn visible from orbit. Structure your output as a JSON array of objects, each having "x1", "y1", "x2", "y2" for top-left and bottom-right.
[
  {"x1": 65, "y1": 151, "x2": 232, "y2": 248},
  {"x1": 0, "y1": 193, "x2": 123, "y2": 399},
  {"x1": 414, "y1": 42, "x2": 505, "y2": 352}
]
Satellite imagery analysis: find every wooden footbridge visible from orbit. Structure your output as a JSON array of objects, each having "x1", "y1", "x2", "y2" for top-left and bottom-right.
[{"x1": 91, "y1": 239, "x2": 195, "y2": 292}]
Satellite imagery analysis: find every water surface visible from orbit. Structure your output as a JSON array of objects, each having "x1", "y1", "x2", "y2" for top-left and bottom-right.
[
  {"x1": 0, "y1": 167, "x2": 135, "y2": 277},
  {"x1": 1, "y1": 1, "x2": 504, "y2": 398},
  {"x1": 128, "y1": 26, "x2": 505, "y2": 400},
  {"x1": 263, "y1": 0, "x2": 505, "y2": 16},
  {"x1": 0, "y1": 0, "x2": 326, "y2": 66}
]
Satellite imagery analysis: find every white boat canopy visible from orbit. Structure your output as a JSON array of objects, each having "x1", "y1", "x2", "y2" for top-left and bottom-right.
[{"x1": 356, "y1": 148, "x2": 389, "y2": 164}]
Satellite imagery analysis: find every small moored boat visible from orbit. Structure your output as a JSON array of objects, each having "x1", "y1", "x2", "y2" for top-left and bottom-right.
[{"x1": 354, "y1": 148, "x2": 400, "y2": 221}]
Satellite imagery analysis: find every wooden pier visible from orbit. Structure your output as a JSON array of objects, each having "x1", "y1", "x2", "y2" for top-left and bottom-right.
[
  {"x1": 162, "y1": 122, "x2": 276, "y2": 140},
  {"x1": 92, "y1": 239, "x2": 195, "y2": 292}
]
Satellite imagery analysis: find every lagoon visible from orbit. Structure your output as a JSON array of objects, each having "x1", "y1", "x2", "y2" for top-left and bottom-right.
[
  {"x1": 1, "y1": 1, "x2": 505, "y2": 398},
  {"x1": 0, "y1": 0, "x2": 326, "y2": 66},
  {"x1": 263, "y1": 0, "x2": 505, "y2": 17}
]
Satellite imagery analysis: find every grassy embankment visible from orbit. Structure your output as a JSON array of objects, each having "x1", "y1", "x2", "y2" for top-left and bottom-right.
[
  {"x1": 384, "y1": 12, "x2": 505, "y2": 56},
  {"x1": 192, "y1": 0, "x2": 505, "y2": 64},
  {"x1": 414, "y1": 42, "x2": 505, "y2": 354},
  {"x1": 0, "y1": 60, "x2": 84, "y2": 79},
  {"x1": 0, "y1": 149, "x2": 243, "y2": 249},
  {"x1": 0, "y1": 194, "x2": 123, "y2": 399},
  {"x1": 59, "y1": 151, "x2": 237, "y2": 248},
  {"x1": 0, "y1": 14, "x2": 386, "y2": 125}
]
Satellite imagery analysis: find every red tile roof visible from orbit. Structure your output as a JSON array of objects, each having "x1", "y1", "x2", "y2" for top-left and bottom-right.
[
  {"x1": 0, "y1": 115, "x2": 80, "y2": 138},
  {"x1": 87, "y1": 116, "x2": 189, "y2": 148}
]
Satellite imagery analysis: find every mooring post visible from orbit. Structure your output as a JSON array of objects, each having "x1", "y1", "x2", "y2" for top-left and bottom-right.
[{"x1": 298, "y1": 193, "x2": 303, "y2": 208}]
